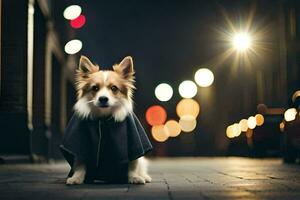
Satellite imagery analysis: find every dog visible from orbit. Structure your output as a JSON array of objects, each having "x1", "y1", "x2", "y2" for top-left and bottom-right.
[{"x1": 61, "y1": 56, "x2": 152, "y2": 185}]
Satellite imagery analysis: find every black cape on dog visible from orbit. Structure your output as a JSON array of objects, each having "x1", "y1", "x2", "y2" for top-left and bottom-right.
[{"x1": 60, "y1": 112, "x2": 153, "y2": 183}]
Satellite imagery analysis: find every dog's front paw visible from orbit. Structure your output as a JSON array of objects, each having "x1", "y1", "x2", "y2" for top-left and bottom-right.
[
  {"x1": 66, "y1": 176, "x2": 84, "y2": 185},
  {"x1": 128, "y1": 175, "x2": 146, "y2": 184},
  {"x1": 142, "y1": 174, "x2": 152, "y2": 183}
]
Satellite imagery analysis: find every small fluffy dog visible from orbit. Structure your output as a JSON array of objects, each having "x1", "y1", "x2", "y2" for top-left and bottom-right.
[{"x1": 60, "y1": 56, "x2": 152, "y2": 185}]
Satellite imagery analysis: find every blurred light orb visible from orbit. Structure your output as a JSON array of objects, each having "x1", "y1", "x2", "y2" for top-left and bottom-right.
[
  {"x1": 151, "y1": 125, "x2": 169, "y2": 142},
  {"x1": 279, "y1": 122, "x2": 285, "y2": 132},
  {"x1": 255, "y1": 114, "x2": 264, "y2": 126},
  {"x1": 70, "y1": 14, "x2": 86, "y2": 29},
  {"x1": 194, "y1": 68, "x2": 214, "y2": 87},
  {"x1": 239, "y1": 119, "x2": 248, "y2": 132},
  {"x1": 233, "y1": 32, "x2": 251, "y2": 51},
  {"x1": 284, "y1": 108, "x2": 297, "y2": 122},
  {"x1": 178, "y1": 80, "x2": 197, "y2": 98},
  {"x1": 164, "y1": 120, "x2": 181, "y2": 137},
  {"x1": 155, "y1": 83, "x2": 173, "y2": 102},
  {"x1": 232, "y1": 123, "x2": 242, "y2": 137},
  {"x1": 145, "y1": 105, "x2": 167, "y2": 126},
  {"x1": 226, "y1": 125, "x2": 235, "y2": 138},
  {"x1": 176, "y1": 98, "x2": 200, "y2": 118},
  {"x1": 64, "y1": 39, "x2": 82, "y2": 54},
  {"x1": 179, "y1": 115, "x2": 197, "y2": 132},
  {"x1": 247, "y1": 116, "x2": 256, "y2": 129},
  {"x1": 63, "y1": 5, "x2": 82, "y2": 20}
]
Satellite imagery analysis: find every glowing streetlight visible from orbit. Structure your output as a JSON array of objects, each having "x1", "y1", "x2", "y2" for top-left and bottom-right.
[
  {"x1": 155, "y1": 83, "x2": 173, "y2": 102},
  {"x1": 233, "y1": 32, "x2": 252, "y2": 51}
]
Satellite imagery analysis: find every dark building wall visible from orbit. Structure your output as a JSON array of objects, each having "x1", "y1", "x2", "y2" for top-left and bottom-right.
[{"x1": 0, "y1": 0, "x2": 30, "y2": 154}]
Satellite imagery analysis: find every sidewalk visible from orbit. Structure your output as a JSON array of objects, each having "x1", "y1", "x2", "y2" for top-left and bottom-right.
[{"x1": 0, "y1": 157, "x2": 300, "y2": 200}]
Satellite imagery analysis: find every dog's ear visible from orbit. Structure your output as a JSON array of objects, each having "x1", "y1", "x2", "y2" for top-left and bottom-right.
[
  {"x1": 113, "y1": 56, "x2": 134, "y2": 79},
  {"x1": 79, "y1": 55, "x2": 99, "y2": 73}
]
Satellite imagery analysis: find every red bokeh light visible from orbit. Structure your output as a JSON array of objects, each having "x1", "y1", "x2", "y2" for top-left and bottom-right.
[
  {"x1": 70, "y1": 14, "x2": 86, "y2": 29},
  {"x1": 145, "y1": 105, "x2": 167, "y2": 126}
]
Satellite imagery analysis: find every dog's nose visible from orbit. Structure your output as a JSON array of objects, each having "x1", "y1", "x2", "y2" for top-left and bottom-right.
[{"x1": 98, "y1": 96, "x2": 109, "y2": 104}]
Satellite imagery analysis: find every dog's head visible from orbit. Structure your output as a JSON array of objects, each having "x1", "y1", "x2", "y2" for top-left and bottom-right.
[{"x1": 74, "y1": 56, "x2": 135, "y2": 121}]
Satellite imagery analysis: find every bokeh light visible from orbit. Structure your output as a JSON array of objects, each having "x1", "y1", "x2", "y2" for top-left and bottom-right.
[
  {"x1": 176, "y1": 98, "x2": 200, "y2": 118},
  {"x1": 279, "y1": 122, "x2": 285, "y2": 132},
  {"x1": 194, "y1": 68, "x2": 214, "y2": 87},
  {"x1": 232, "y1": 123, "x2": 241, "y2": 137},
  {"x1": 145, "y1": 105, "x2": 167, "y2": 126},
  {"x1": 247, "y1": 116, "x2": 256, "y2": 129},
  {"x1": 179, "y1": 115, "x2": 197, "y2": 133},
  {"x1": 233, "y1": 32, "x2": 251, "y2": 51},
  {"x1": 284, "y1": 108, "x2": 297, "y2": 122},
  {"x1": 70, "y1": 14, "x2": 86, "y2": 29},
  {"x1": 151, "y1": 125, "x2": 169, "y2": 142},
  {"x1": 178, "y1": 80, "x2": 197, "y2": 98},
  {"x1": 239, "y1": 119, "x2": 248, "y2": 132},
  {"x1": 63, "y1": 5, "x2": 82, "y2": 20},
  {"x1": 155, "y1": 83, "x2": 173, "y2": 102},
  {"x1": 226, "y1": 125, "x2": 235, "y2": 138},
  {"x1": 64, "y1": 39, "x2": 82, "y2": 54},
  {"x1": 255, "y1": 114, "x2": 264, "y2": 126},
  {"x1": 164, "y1": 120, "x2": 181, "y2": 137}
]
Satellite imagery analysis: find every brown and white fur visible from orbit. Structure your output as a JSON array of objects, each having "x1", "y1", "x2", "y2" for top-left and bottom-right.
[{"x1": 66, "y1": 56, "x2": 151, "y2": 185}]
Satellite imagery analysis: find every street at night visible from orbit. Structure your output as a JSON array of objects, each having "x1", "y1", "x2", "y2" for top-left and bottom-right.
[
  {"x1": 1, "y1": 0, "x2": 300, "y2": 199},
  {"x1": 1, "y1": 158, "x2": 300, "y2": 200}
]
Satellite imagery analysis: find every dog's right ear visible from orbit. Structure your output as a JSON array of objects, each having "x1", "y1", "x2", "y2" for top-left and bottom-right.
[{"x1": 79, "y1": 56, "x2": 98, "y2": 73}]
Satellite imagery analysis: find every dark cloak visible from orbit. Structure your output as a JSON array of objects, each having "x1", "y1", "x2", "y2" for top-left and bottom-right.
[{"x1": 60, "y1": 112, "x2": 153, "y2": 183}]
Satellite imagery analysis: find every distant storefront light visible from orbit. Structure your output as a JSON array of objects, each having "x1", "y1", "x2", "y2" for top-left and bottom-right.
[
  {"x1": 64, "y1": 39, "x2": 82, "y2": 54},
  {"x1": 70, "y1": 14, "x2": 86, "y2": 29},
  {"x1": 63, "y1": 5, "x2": 82, "y2": 20}
]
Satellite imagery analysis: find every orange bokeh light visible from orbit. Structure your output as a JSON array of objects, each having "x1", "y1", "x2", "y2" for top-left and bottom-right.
[
  {"x1": 165, "y1": 120, "x2": 181, "y2": 137},
  {"x1": 151, "y1": 125, "x2": 169, "y2": 142},
  {"x1": 176, "y1": 98, "x2": 200, "y2": 118},
  {"x1": 145, "y1": 105, "x2": 167, "y2": 126}
]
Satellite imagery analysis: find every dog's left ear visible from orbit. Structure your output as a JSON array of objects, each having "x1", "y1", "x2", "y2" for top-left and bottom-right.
[
  {"x1": 79, "y1": 55, "x2": 99, "y2": 73},
  {"x1": 114, "y1": 56, "x2": 134, "y2": 79}
]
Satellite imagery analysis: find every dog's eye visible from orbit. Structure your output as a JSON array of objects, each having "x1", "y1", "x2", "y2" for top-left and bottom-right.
[
  {"x1": 111, "y1": 85, "x2": 119, "y2": 92},
  {"x1": 91, "y1": 85, "x2": 99, "y2": 92}
]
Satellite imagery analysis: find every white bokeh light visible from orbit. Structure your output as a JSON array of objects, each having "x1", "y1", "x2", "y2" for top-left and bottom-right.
[
  {"x1": 63, "y1": 5, "x2": 82, "y2": 20},
  {"x1": 178, "y1": 80, "x2": 197, "y2": 98},
  {"x1": 155, "y1": 83, "x2": 173, "y2": 102},
  {"x1": 194, "y1": 68, "x2": 214, "y2": 87},
  {"x1": 64, "y1": 39, "x2": 82, "y2": 55},
  {"x1": 284, "y1": 108, "x2": 297, "y2": 122},
  {"x1": 233, "y1": 32, "x2": 251, "y2": 51},
  {"x1": 247, "y1": 116, "x2": 256, "y2": 129}
]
